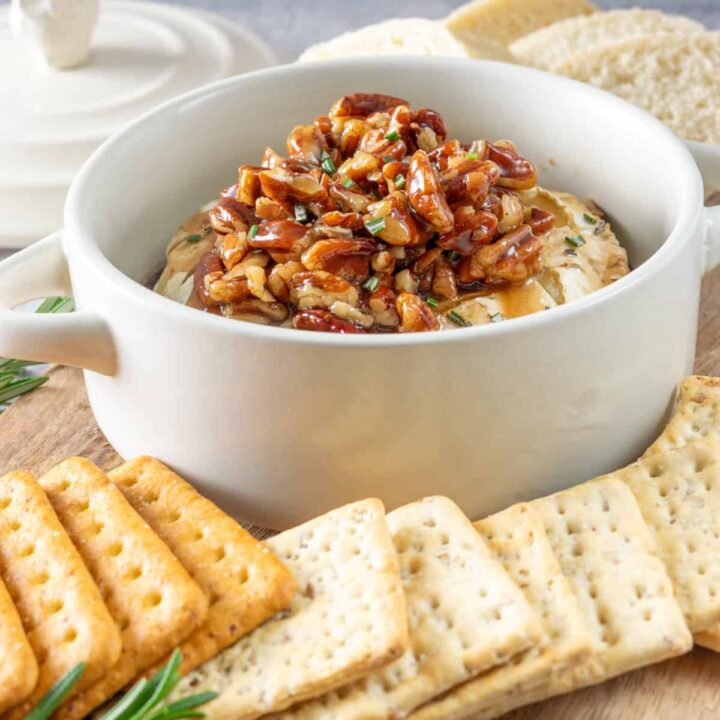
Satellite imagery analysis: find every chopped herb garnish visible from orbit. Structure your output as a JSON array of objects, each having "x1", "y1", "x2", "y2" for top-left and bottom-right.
[
  {"x1": 465, "y1": 152, "x2": 480, "y2": 160},
  {"x1": 393, "y1": 173, "x2": 406, "y2": 189},
  {"x1": 447, "y1": 251, "x2": 460, "y2": 263},
  {"x1": 427, "y1": 297, "x2": 439, "y2": 308},
  {"x1": 365, "y1": 216, "x2": 386, "y2": 236},
  {"x1": 490, "y1": 312, "x2": 504, "y2": 323},
  {"x1": 582, "y1": 213, "x2": 597, "y2": 224},
  {"x1": 185, "y1": 234, "x2": 202, "y2": 244},
  {"x1": 382, "y1": 156, "x2": 394, "y2": 164},
  {"x1": 26, "y1": 663, "x2": 86, "y2": 720},
  {"x1": 247, "y1": 224, "x2": 259, "y2": 240},
  {"x1": 384, "y1": 130, "x2": 400, "y2": 142},
  {"x1": 448, "y1": 310, "x2": 471, "y2": 327},
  {"x1": 203, "y1": 226, "x2": 213, "y2": 236},
  {"x1": 363, "y1": 276, "x2": 380, "y2": 292},
  {"x1": 564, "y1": 248, "x2": 578, "y2": 256},
  {"x1": 594, "y1": 221, "x2": 607, "y2": 235},
  {"x1": 342, "y1": 177, "x2": 356, "y2": 189},
  {"x1": 294, "y1": 204, "x2": 308, "y2": 223},
  {"x1": 565, "y1": 235, "x2": 585, "y2": 248},
  {"x1": 321, "y1": 156, "x2": 336, "y2": 175}
]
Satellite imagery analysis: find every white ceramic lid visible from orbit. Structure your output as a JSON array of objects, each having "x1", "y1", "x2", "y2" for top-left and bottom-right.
[{"x1": 0, "y1": 0, "x2": 277, "y2": 249}]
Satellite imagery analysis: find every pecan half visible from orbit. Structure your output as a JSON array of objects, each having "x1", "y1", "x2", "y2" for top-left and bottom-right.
[
  {"x1": 293, "y1": 309, "x2": 366, "y2": 333},
  {"x1": 407, "y1": 150, "x2": 454, "y2": 234}
]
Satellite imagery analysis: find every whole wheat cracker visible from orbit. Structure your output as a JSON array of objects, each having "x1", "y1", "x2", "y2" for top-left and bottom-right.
[
  {"x1": 597, "y1": 440, "x2": 720, "y2": 633},
  {"x1": 527, "y1": 479, "x2": 691, "y2": 700},
  {"x1": 554, "y1": 32, "x2": 720, "y2": 144},
  {"x1": 0, "y1": 471, "x2": 121, "y2": 720},
  {"x1": 273, "y1": 496, "x2": 541, "y2": 720},
  {"x1": 109, "y1": 457, "x2": 296, "y2": 675},
  {"x1": 169, "y1": 499, "x2": 408, "y2": 720},
  {"x1": 510, "y1": 9, "x2": 703, "y2": 70},
  {"x1": 444, "y1": 0, "x2": 596, "y2": 48},
  {"x1": 0, "y1": 573, "x2": 38, "y2": 714},
  {"x1": 39, "y1": 458, "x2": 207, "y2": 720},
  {"x1": 642, "y1": 376, "x2": 720, "y2": 651},
  {"x1": 409, "y1": 503, "x2": 591, "y2": 720}
]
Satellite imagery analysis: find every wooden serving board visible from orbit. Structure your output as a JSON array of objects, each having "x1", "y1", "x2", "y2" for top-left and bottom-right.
[{"x1": 1, "y1": 265, "x2": 720, "y2": 719}]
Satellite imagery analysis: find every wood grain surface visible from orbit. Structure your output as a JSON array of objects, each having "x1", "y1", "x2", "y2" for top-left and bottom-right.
[{"x1": 0, "y1": 265, "x2": 719, "y2": 718}]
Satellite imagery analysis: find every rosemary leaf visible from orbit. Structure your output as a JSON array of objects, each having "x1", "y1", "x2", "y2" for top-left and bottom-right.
[
  {"x1": 25, "y1": 663, "x2": 86, "y2": 720},
  {"x1": 0, "y1": 376, "x2": 48, "y2": 405},
  {"x1": 98, "y1": 679, "x2": 153, "y2": 720},
  {"x1": 148, "y1": 692, "x2": 218, "y2": 720}
]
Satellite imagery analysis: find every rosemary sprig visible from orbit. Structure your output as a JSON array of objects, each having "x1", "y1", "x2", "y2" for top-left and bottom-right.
[
  {"x1": 0, "y1": 297, "x2": 73, "y2": 410},
  {"x1": 98, "y1": 649, "x2": 217, "y2": 720},
  {"x1": 25, "y1": 662, "x2": 86, "y2": 720}
]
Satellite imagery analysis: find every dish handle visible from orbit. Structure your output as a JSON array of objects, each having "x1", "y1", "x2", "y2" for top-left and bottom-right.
[
  {"x1": 705, "y1": 204, "x2": 720, "y2": 274},
  {"x1": 0, "y1": 231, "x2": 116, "y2": 375}
]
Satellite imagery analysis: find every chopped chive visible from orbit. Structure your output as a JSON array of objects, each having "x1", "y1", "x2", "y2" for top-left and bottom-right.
[
  {"x1": 203, "y1": 226, "x2": 213, "y2": 236},
  {"x1": 427, "y1": 297, "x2": 439, "y2": 308},
  {"x1": 363, "y1": 276, "x2": 380, "y2": 292},
  {"x1": 185, "y1": 234, "x2": 202, "y2": 244},
  {"x1": 594, "y1": 220, "x2": 607, "y2": 235},
  {"x1": 247, "y1": 224, "x2": 259, "y2": 240},
  {"x1": 294, "y1": 204, "x2": 308, "y2": 223},
  {"x1": 321, "y1": 156, "x2": 336, "y2": 175},
  {"x1": 564, "y1": 248, "x2": 578, "y2": 256},
  {"x1": 465, "y1": 152, "x2": 480, "y2": 160},
  {"x1": 365, "y1": 216, "x2": 386, "y2": 236},
  {"x1": 490, "y1": 312, "x2": 504, "y2": 323},
  {"x1": 36, "y1": 296, "x2": 73, "y2": 314},
  {"x1": 447, "y1": 251, "x2": 460, "y2": 263},
  {"x1": 565, "y1": 235, "x2": 585, "y2": 248},
  {"x1": 384, "y1": 130, "x2": 400, "y2": 142},
  {"x1": 382, "y1": 156, "x2": 394, "y2": 164},
  {"x1": 393, "y1": 173, "x2": 406, "y2": 189},
  {"x1": 582, "y1": 213, "x2": 597, "y2": 224},
  {"x1": 342, "y1": 177, "x2": 356, "y2": 189},
  {"x1": 26, "y1": 663, "x2": 86, "y2": 720},
  {"x1": 448, "y1": 310, "x2": 471, "y2": 327}
]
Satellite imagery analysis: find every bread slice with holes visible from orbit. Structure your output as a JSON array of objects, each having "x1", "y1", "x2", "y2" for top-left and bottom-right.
[
  {"x1": 169, "y1": 498, "x2": 408, "y2": 720},
  {"x1": 272, "y1": 496, "x2": 541, "y2": 720},
  {"x1": 109, "y1": 456, "x2": 296, "y2": 675},
  {"x1": 0, "y1": 471, "x2": 121, "y2": 720},
  {"x1": 410, "y1": 503, "x2": 592, "y2": 720},
  {"x1": 39, "y1": 458, "x2": 208, "y2": 720},
  {"x1": 522, "y1": 479, "x2": 691, "y2": 704},
  {"x1": 445, "y1": 0, "x2": 596, "y2": 48},
  {"x1": 298, "y1": 19, "x2": 478, "y2": 62},
  {"x1": 510, "y1": 9, "x2": 704, "y2": 70},
  {"x1": 554, "y1": 32, "x2": 720, "y2": 144}
]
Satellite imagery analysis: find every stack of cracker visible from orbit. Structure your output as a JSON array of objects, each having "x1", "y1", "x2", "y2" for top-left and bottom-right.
[{"x1": 0, "y1": 457, "x2": 296, "y2": 720}]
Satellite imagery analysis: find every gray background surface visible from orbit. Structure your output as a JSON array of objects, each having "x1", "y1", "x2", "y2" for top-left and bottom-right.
[{"x1": 165, "y1": 0, "x2": 718, "y2": 62}]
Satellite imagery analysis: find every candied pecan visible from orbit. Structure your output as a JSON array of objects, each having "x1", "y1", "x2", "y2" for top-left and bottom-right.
[
  {"x1": 367, "y1": 286, "x2": 400, "y2": 328},
  {"x1": 267, "y1": 260, "x2": 304, "y2": 302},
  {"x1": 526, "y1": 207, "x2": 555, "y2": 235},
  {"x1": 337, "y1": 151, "x2": 382, "y2": 187},
  {"x1": 371, "y1": 249, "x2": 395, "y2": 274},
  {"x1": 330, "y1": 93, "x2": 409, "y2": 118},
  {"x1": 485, "y1": 142, "x2": 537, "y2": 190},
  {"x1": 255, "y1": 196, "x2": 292, "y2": 221},
  {"x1": 329, "y1": 182, "x2": 373, "y2": 214},
  {"x1": 365, "y1": 191, "x2": 430, "y2": 247},
  {"x1": 289, "y1": 270, "x2": 359, "y2": 310},
  {"x1": 218, "y1": 232, "x2": 250, "y2": 270},
  {"x1": 407, "y1": 150, "x2": 454, "y2": 234},
  {"x1": 413, "y1": 247, "x2": 443, "y2": 275},
  {"x1": 236, "y1": 166, "x2": 263, "y2": 207},
  {"x1": 224, "y1": 299, "x2": 289, "y2": 324},
  {"x1": 396, "y1": 292, "x2": 440, "y2": 332},
  {"x1": 261, "y1": 147, "x2": 284, "y2": 168},
  {"x1": 441, "y1": 158, "x2": 500, "y2": 205},
  {"x1": 497, "y1": 193, "x2": 524, "y2": 234},
  {"x1": 301, "y1": 238, "x2": 376, "y2": 281},
  {"x1": 293, "y1": 309, "x2": 366, "y2": 333},
  {"x1": 318, "y1": 211, "x2": 365, "y2": 230},
  {"x1": 259, "y1": 168, "x2": 330, "y2": 207},
  {"x1": 432, "y1": 257, "x2": 458, "y2": 300},
  {"x1": 412, "y1": 109, "x2": 447, "y2": 143},
  {"x1": 209, "y1": 197, "x2": 257, "y2": 235},
  {"x1": 286, "y1": 124, "x2": 328, "y2": 164},
  {"x1": 248, "y1": 220, "x2": 312, "y2": 263},
  {"x1": 428, "y1": 139, "x2": 464, "y2": 171},
  {"x1": 360, "y1": 128, "x2": 408, "y2": 160},
  {"x1": 193, "y1": 251, "x2": 224, "y2": 306},
  {"x1": 394, "y1": 268, "x2": 419, "y2": 295},
  {"x1": 328, "y1": 301, "x2": 374, "y2": 329},
  {"x1": 457, "y1": 224, "x2": 542, "y2": 286},
  {"x1": 437, "y1": 207, "x2": 497, "y2": 255},
  {"x1": 207, "y1": 274, "x2": 253, "y2": 304},
  {"x1": 339, "y1": 118, "x2": 370, "y2": 157}
]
